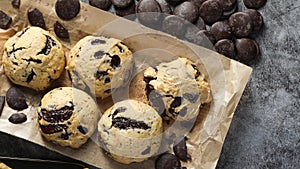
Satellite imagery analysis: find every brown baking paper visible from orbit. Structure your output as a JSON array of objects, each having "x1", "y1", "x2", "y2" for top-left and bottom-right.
[{"x1": 0, "y1": 0, "x2": 252, "y2": 169}]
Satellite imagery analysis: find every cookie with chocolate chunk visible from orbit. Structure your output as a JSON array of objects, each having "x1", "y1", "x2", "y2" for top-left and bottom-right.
[
  {"x1": 2, "y1": 27, "x2": 65, "y2": 91},
  {"x1": 66, "y1": 36, "x2": 133, "y2": 99},
  {"x1": 37, "y1": 87, "x2": 100, "y2": 148},
  {"x1": 98, "y1": 100, "x2": 163, "y2": 164}
]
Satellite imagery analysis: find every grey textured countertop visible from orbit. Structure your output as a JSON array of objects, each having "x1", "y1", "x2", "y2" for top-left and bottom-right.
[{"x1": 0, "y1": 0, "x2": 299, "y2": 169}]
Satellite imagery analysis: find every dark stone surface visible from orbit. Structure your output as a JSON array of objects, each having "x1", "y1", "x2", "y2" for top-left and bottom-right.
[{"x1": 0, "y1": 0, "x2": 299, "y2": 169}]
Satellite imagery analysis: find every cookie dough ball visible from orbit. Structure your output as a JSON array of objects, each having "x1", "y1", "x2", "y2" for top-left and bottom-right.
[
  {"x1": 37, "y1": 87, "x2": 100, "y2": 148},
  {"x1": 132, "y1": 57, "x2": 212, "y2": 122},
  {"x1": 2, "y1": 27, "x2": 65, "y2": 91},
  {"x1": 98, "y1": 100, "x2": 163, "y2": 164},
  {"x1": 66, "y1": 36, "x2": 133, "y2": 99}
]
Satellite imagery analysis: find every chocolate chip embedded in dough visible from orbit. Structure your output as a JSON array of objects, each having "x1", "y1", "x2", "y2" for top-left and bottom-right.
[
  {"x1": 40, "y1": 124, "x2": 68, "y2": 134},
  {"x1": 27, "y1": 8, "x2": 46, "y2": 29},
  {"x1": 244, "y1": 9, "x2": 264, "y2": 34},
  {"x1": 0, "y1": 10, "x2": 12, "y2": 29},
  {"x1": 0, "y1": 96, "x2": 5, "y2": 116},
  {"x1": 94, "y1": 70, "x2": 108, "y2": 79},
  {"x1": 111, "y1": 0, "x2": 133, "y2": 9},
  {"x1": 11, "y1": 0, "x2": 21, "y2": 9},
  {"x1": 89, "y1": 0, "x2": 112, "y2": 11},
  {"x1": 199, "y1": 0, "x2": 223, "y2": 24},
  {"x1": 243, "y1": 0, "x2": 267, "y2": 9},
  {"x1": 210, "y1": 21, "x2": 232, "y2": 41},
  {"x1": 55, "y1": 0, "x2": 81, "y2": 20},
  {"x1": 183, "y1": 93, "x2": 199, "y2": 103},
  {"x1": 8, "y1": 113, "x2": 27, "y2": 124},
  {"x1": 37, "y1": 35, "x2": 53, "y2": 55},
  {"x1": 54, "y1": 21, "x2": 69, "y2": 39},
  {"x1": 110, "y1": 55, "x2": 121, "y2": 68},
  {"x1": 170, "y1": 97, "x2": 182, "y2": 108},
  {"x1": 173, "y1": 137, "x2": 191, "y2": 162},
  {"x1": 155, "y1": 153, "x2": 181, "y2": 169},
  {"x1": 91, "y1": 39, "x2": 106, "y2": 45},
  {"x1": 40, "y1": 105, "x2": 74, "y2": 123},
  {"x1": 173, "y1": 1, "x2": 199, "y2": 23},
  {"x1": 141, "y1": 146, "x2": 151, "y2": 155},
  {"x1": 94, "y1": 50, "x2": 105, "y2": 59},
  {"x1": 112, "y1": 117, "x2": 151, "y2": 130},
  {"x1": 235, "y1": 38, "x2": 260, "y2": 63},
  {"x1": 77, "y1": 125, "x2": 88, "y2": 134},
  {"x1": 229, "y1": 12, "x2": 253, "y2": 38},
  {"x1": 215, "y1": 39, "x2": 236, "y2": 59},
  {"x1": 6, "y1": 86, "x2": 28, "y2": 111},
  {"x1": 162, "y1": 15, "x2": 187, "y2": 38}
]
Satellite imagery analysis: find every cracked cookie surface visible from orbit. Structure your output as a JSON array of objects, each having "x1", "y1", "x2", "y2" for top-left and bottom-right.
[{"x1": 2, "y1": 26, "x2": 65, "y2": 91}]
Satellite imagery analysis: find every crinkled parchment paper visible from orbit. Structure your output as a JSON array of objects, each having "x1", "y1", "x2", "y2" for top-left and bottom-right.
[{"x1": 0, "y1": 0, "x2": 252, "y2": 169}]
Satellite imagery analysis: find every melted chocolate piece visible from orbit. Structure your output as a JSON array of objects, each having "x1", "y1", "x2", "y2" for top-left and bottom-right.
[
  {"x1": 8, "y1": 113, "x2": 27, "y2": 124},
  {"x1": 94, "y1": 70, "x2": 108, "y2": 79},
  {"x1": 141, "y1": 146, "x2": 151, "y2": 155},
  {"x1": 110, "y1": 55, "x2": 121, "y2": 68},
  {"x1": 191, "y1": 64, "x2": 201, "y2": 78},
  {"x1": 155, "y1": 153, "x2": 181, "y2": 169},
  {"x1": 6, "y1": 45, "x2": 24, "y2": 58},
  {"x1": 173, "y1": 1, "x2": 199, "y2": 23},
  {"x1": 199, "y1": 0, "x2": 223, "y2": 24},
  {"x1": 77, "y1": 125, "x2": 88, "y2": 134},
  {"x1": 183, "y1": 93, "x2": 199, "y2": 103},
  {"x1": 40, "y1": 124, "x2": 68, "y2": 134},
  {"x1": 17, "y1": 27, "x2": 29, "y2": 37},
  {"x1": 54, "y1": 21, "x2": 69, "y2": 39},
  {"x1": 60, "y1": 131, "x2": 71, "y2": 140},
  {"x1": 6, "y1": 86, "x2": 28, "y2": 111},
  {"x1": 89, "y1": 0, "x2": 112, "y2": 11},
  {"x1": 91, "y1": 39, "x2": 106, "y2": 45},
  {"x1": 27, "y1": 8, "x2": 46, "y2": 29},
  {"x1": 40, "y1": 105, "x2": 74, "y2": 123},
  {"x1": 0, "y1": 10, "x2": 12, "y2": 29},
  {"x1": 94, "y1": 51, "x2": 105, "y2": 59},
  {"x1": 173, "y1": 137, "x2": 191, "y2": 162},
  {"x1": 112, "y1": 117, "x2": 151, "y2": 130},
  {"x1": 23, "y1": 58, "x2": 42, "y2": 64},
  {"x1": 0, "y1": 96, "x2": 5, "y2": 116},
  {"x1": 243, "y1": 0, "x2": 267, "y2": 9},
  {"x1": 104, "y1": 77, "x2": 111, "y2": 83},
  {"x1": 26, "y1": 70, "x2": 36, "y2": 83},
  {"x1": 144, "y1": 76, "x2": 157, "y2": 83},
  {"x1": 12, "y1": 0, "x2": 21, "y2": 9},
  {"x1": 55, "y1": 0, "x2": 81, "y2": 20},
  {"x1": 37, "y1": 35, "x2": 53, "y2": 55}
]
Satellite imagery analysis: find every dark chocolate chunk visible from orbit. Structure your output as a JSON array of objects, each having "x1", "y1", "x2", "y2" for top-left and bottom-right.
[
  {"x1": 104, "y1": 77, "x2": 110, "y2": 83},
  {"x1": 215, "y1": 39, "x2": 236, "y2": 59},
  {"x1": 89, "y1": 0, "x2": 112, "y2": 11},
  {"x1": 218, "y1": 0, "x2": 237, "y2": 11},
  {"x1": 173, "y1": 137, "x2": 191, "y2": 162},
  {"x1": 171, "y1": 97, "x2": 182, "y2": 108},
  {"x1": 111, "y1": 0, "x2": 133, "y2": 9},
  {"x1": 94, "y1": 70, "x2": 108, "y2": 79},
  {"x1": 54, "y1": 21, "x2": 69, "y2": 39},
  {"x1": 155, "y1": 153, "x2": 181, "y2": 169},
  {"x1": 77, "y1": 125, "x2": 88, "y2": 134},
  {"x1": 235, "y1": 38, "x2": 260, "y2": 63},
  {"x1": 116, "y1": 44, "x2": 125, "y2": 53},
  {"x1": 26, "y1": 70, "x2": 36, "y2": 83},
  {"x1": 162, "y1": 15, "x2": 187, "y2": 38},
  {"x1": 112, "y1": 117, "x2": 151, "y2": 130},
  {"x1": 243, "y1": 0, "x2": 267, "y2": 9},
  {"x1": 159, "y1": 2, "x2": 172, "y2": 14},
  {"x1": 0, "y1": 10, "x2": 12, "y2": 29},
  {"x1": 115, "y1": 2, "x2": 136, "y2": 19},
  {"x1": 144, "y1": 76, "x2": 156, "y2": 83},
  {"x1": 244, "y1": 9, "x2": 264, "y2": 34},
  {"x1": 199, "y1": 0, "x2": 223, "y2": 24},
  {"x1": 173, "y1": 1, "x2": 199, "y2": 23},
  {"x1": 183, "y1": 93, "x2": 199, "y2": 103},
  {"x1": 27, "y1": 8, "x2": 46, "y2": 29},
  {"x1": 210, "y1": 21, "x2": 232, "y2": 41},
  {"x1": 94, "y1": 50, "x2": 105, "y2": 59},
  {"x1": 6, "y1": 86, "x2": 28, "y2": 111},
  {"x1": 12, "y1": 0, "x2": 21, "y2": 9},
  {"x1": 195, "y1": 16, "x2": 206, "y2": 30},
  {"x1": 165, "y1": 0, "x2": 185, "y2": 6},
  {"x1": 110, "y1": 55, "x2": 121, "y2": 68},
  {"x1": 40, "y1": 105, "x2": 74, "y2": 123},
  {"x1": 0, "y1": 96, "x2": 5, "y2": 116},
  {"x1": 55, "y1": 0, "x2": 80, "y2": 20},
  {"x1": 136, "y1": 0, "x2": 162, "y2": 27},
  {"x1": 40, "y1": 124, "x2": 68, "y2": 134},
  {"x1": 141, "y1": 146, "x2": 151, "y2": 155},
  {"x1": 8, "y1": 113, "x2": 27, "y2": 124},
  {"x1": 229, "y1": 12, "x2": 253, "y2": 38},
  {"x1": 37, "y1": 35, "x2": 53, "y2": 55}
]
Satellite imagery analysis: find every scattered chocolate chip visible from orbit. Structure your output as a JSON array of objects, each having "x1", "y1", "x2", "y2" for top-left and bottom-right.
[
  {"x1": 55, "y1": 0, "x2": 81, "y2": 20},
  {"x1": 155, "y1": 153, "x2": 181, "y2": 169},
  {"x1": 218, "y1": 0, "x2": 237, "y2": 11},
  {"x1": 229, "y1": 12, "x2": 253, "y2": 38},
  {"x1": 94, "y1": 70, "x2": 108, "y2": 79},
  {"x1": 8, "y1": 113, "x2": 27, "y2": 124},
  {"x1": 173, "y1": 1, "x2": 199, "y2": 23},
  {"x1": 183, "y1": 93, "x2": 199, "y2": 103},
  {"x1": 27, "y1": 8, "x2": 46, "y2": 29},
  {"x1": 0, "y1": 96, "x2": 5, "y2": 116},
  {"x1": 141, "y1": 146, "x2": 151, "y2": 155},
  {"x1": 110, "y1": 55, "x2": 121, "y2": 68},
  {"x1": 136, "y1": 0, "x2": 162, "y2": 27},
  {"x1": 235, "y1": 38, "x2": 260, "y2": 63},
  {"x1": 11, "y1": 0, "x2": 21, "y2": 9},
  {"x1": 6, "y1": 86, "x2": 28, "y2": 111},
  {"x1": 210, "y1": 21, "x2": 232, "y2": 41},
  {"x1": 215, "y1": 39, "x2": 236, "y2": 59},
  {"x1": 159, "y1": 2, "x2": 172, "y2": 14},
  {"x1": 40, "y1": 124, "x2": 68, "y2": 134},
  {"x1": 54, "y1": 21, "x2": 69, "y2": 39},
  {"x1": 199, "y1": 0, "x2": 223, "y2": 24},
  {"x1": 243, "y1": 0, "x2": 267, "y2": 9},
  {"x1": 162, "y1": 15, "x2": 187, "y2": 38},
  {"x1": 173, "y1": 137, "x2": 191, "y2": 162},
  {"x1": 112, "y1": 117, "x2": 151, "y2": 130},
  {"x1": 111, "y1": 0, "x2": 133, "y2": 8},
  {"x1": 115, "y1": 2, "x2": 136, "y2": 19},
  {"x1": 94, "y1": 50, "x2": 105, "y2": 59},
  {"x1": 244, "y1": 9, "x2": 264, "y2": 34},
  {"x1": 37, "y1": 35, "x2": 53, "y2": 55},
  {"x1": 40, "y1": 105, "x2": 74, "y2": 123},
  {"x1": 195, "y1": 16, "x2": 206, "y2": 30},
  {"x1": 89, "y1": 0, "x2": 112, "y2": 11},
  {"x1": 0, "y1": 10, "x2": 12, "y2": 29},
  {"x1": 165, "y1": 0, "x2": 185, "y2": 6},
  {"x1": 77, "y1": 125, "x2": 88, "y2": 134}
]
